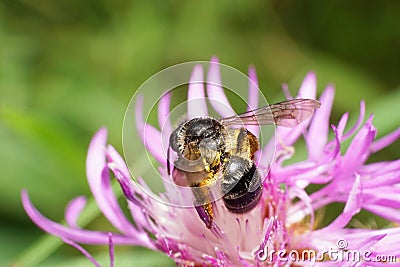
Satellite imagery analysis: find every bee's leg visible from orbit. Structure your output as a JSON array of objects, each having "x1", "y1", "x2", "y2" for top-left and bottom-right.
[
  {"x1": 191, "y1": 171, "x2": 218, "y2": 229},
  {"x1": 198, "y1": 138, "x2": 221, "y2": 172}
]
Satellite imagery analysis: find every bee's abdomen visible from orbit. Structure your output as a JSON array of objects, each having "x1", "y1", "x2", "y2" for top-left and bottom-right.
[{"x1": 222, "y1": 157, "x2": 262, "y2": 213}]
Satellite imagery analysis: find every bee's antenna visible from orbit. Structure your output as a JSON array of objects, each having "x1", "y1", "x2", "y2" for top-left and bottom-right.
[{"x1": 167, "y1": 143, "x2": 171, "y2": 175}]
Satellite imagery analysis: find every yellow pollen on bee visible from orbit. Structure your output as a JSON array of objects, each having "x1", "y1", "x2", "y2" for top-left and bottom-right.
[
  {"x1": 196, "y1": 172, "x2": 218, "y2": 223},
  {"x1": 204, "y1": 164, "x2": 210, "y2": 172}
]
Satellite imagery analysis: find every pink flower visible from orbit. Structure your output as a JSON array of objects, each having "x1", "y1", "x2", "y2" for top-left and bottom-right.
[{"x1": 22, "y1": 58, "x2": 400, "y2": 266}]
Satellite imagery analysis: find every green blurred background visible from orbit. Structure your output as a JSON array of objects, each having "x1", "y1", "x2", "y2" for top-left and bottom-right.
[{"x1": 1, "y1": 1, "x2": 399, "y2": 266}]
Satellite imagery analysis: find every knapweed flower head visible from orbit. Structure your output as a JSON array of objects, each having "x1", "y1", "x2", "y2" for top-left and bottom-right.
[{"x1": 22, "y1": 58, "x2": 400, "y2": 266}]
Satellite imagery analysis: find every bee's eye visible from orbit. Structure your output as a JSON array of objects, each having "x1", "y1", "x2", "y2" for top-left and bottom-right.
[{"x1": 169, "y1": 133, "x2": 180, "y2": 152}]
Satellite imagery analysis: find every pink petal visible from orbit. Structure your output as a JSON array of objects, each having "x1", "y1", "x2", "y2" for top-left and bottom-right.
[
  {"x1": 342, "y1": 100, "x2": 366, "y2": 140},
  {"x1": 108, "y1": 163, "x2": 146, "y2": 208},
  {"x1": 281, "y1": 83, "x2": 293, "y2": 99},
  {"x1": 340, "y1": 116, "x2": 376, "y2": 174},
  {"x1": 363, "y1": 187, "x2": 400, "y2": 207},
  {"x1": 276, "y1": 122, "x2": 308, "y2": 148},
  {"x1": 339, "y1": 227, "x2": 400, "y2": 255},
  {"x1": 158, "y1": 91, "x2": 173, "y2": 149},
  {"x1": 106, "y1": 145, "x2": 131, "y2": 179},
  {"x1": 246, "y1": 66, "x2": 260, "y2": 137},
  {"x1": 364, "y1": 261, "x2": 399, "y2": 267},
  {"x1": 364, "y1": 169, "x2": 400, "y2": 188},
  {"x1": 128, "y1": 202, "x2": 150, "y2": 232},
  {"x1": 321, "y1": 122, "x2": 343, "y2": 162},
  {"x1": 287, "y1": 164, "x2": 333, "y2": 185},
  {"x1": 188, "y1": 64, "x2": 208, "y2": 118},
  {"x1": 363, "y1": 204, "x2": 400, "y2": 223},
  {"x1": 108, "y1": 163, "x2": 158, "y2": 225},
  {"x1": 352, "y1": 233, "x2": 387, "y2": 251},
  {"x1": 135, "y1": 95, "x2": 166, "y2": 165},
  {"x1": 337, "y1": 113, "x2": 349, "y2": 135},
  {"x1": 330, "y1": 116, "x2": 346, "y2": 149},
  {"x1": 206, "y1": 57, "x2": 235, "y2": 118},
  {"x1": 287, "y1": 186, "x2": 314, "y2": 227},
  {"x1": 324, "y1": 174, "x2": 362, "y2": 230},
  {"x1": 276, "y1": 123, "x2": 308, "y2": 147},
  {"x1": 86, "y1": 128, "x2": 108, "y2": 183},
  {"x1": 258, "y1": 140, "x2": 275, "y2": 170},
  {"x1": 62, "y1": 238, "x2": 102, "y2": 267},
  {"x1": 297, "y1": 72, "x2": 317, "y2": 99},
  {"x1": 340, "y1": 227, "x2": 400, "y2": 243},
  {"x1": 258, "y1": 217, "x2": 276, "y2": 252},
  {"x1": 21, "y1": 190, "x2": 147, "y2": 246},
  {"x1": 306, "y1": 85, "x2": 335, "y2": 160},
  {"x1": 360, "y1": 160, "x2": 400, "y2": 175},
  {"x1": 371, "y1": 127, "x2": 400, "y2": 153},
  {"x1": 86, "y1": 129, "x2": 143, "y2": 237},
  {"x1": 325, "y1": 112, "x2": 348, "y2": 152},
  {"x1": 276, "y1": 72, "x2": 317, "y2": 146},
  {"x1": 65, "y1": 196, "x2": 87, "y2": 228}
]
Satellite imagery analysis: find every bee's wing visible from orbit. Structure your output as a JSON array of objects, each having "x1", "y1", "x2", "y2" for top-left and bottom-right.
[{"x1": 220, "y1": 99, "x2": 321, "y2": 128}]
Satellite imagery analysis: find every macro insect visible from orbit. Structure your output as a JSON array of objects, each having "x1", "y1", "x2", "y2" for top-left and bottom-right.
[{"x1": 167, "y1": 99, "x2": 321, "y2": 228}]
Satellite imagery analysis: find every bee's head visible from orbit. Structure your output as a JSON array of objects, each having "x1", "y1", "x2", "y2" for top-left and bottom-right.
[{"x1": 167, "y1": 123, "x2": 185, "y2": 175}]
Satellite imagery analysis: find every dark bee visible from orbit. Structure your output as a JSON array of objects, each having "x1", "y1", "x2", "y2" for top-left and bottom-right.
[{"x1": 168, "y1": 99, "x2": 321, "y2": 228}]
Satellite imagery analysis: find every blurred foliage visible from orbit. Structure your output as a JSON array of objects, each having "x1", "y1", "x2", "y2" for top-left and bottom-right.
[{"x1": 0, "y1": 0, "x2": 399, "y2": 266}]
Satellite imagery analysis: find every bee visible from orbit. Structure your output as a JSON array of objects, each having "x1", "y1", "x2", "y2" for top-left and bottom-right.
[{"x1": 168, "y1": 99, "x2": 321, "y2": 228}]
